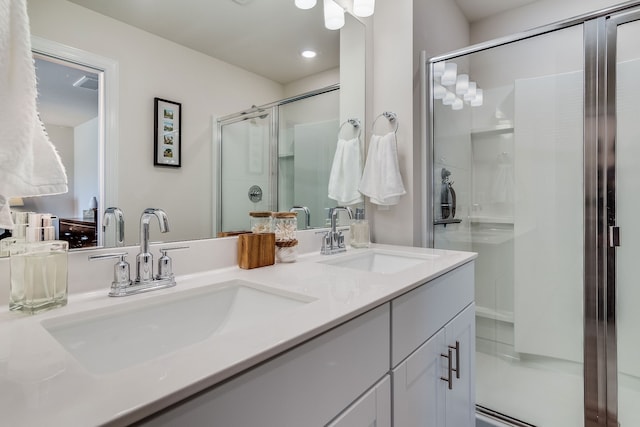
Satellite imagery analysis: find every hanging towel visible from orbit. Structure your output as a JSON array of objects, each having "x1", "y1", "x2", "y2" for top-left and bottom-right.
[
  {"x1": 0, "y1": 0, "x2": 68, "y2": 229},
  {"x1": 359, "y1": 132, "x2": 406, "y2": 205},
  {"x1": 328, "y1": 137, "x2": 364, "y2": 205}
]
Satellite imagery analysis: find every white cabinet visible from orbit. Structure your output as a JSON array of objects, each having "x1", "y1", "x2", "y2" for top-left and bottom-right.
[
  {"x1": 392, "y1": 304, "x2": 475, "y2": 427},
  {"x1": 391, "y1": 262, "x2": 475, "y2": 427},
  {"x1": 445, "y1": 304, "x2": 475, "y2": 427},
  {"x1": 140, "y1": 304, "x2": 390, "y2": 427},
  {"x1": 393, "y1": 327, "x2": 446, "y2": 426},
  {"x1": 327, "y1": 375, "x2": 391, "y2": 427},
  {"x1": 140, "y1": 261, "x2": 475, "y2": 427}
]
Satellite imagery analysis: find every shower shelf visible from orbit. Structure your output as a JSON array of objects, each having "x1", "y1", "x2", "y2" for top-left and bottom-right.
[
  {"x1": 434, "y1": 218, "x2": 462, "y2": 226},
  {"x1": 470, "y1": 126, "x2": 514, "y2": 137}
]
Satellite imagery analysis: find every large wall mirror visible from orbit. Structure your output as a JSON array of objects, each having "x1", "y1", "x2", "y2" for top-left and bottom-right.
[{"x1": 2, "y1": 0, "x2": 367, "y2": 254}]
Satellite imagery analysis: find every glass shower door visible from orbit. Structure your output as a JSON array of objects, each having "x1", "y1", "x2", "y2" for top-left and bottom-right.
[
  {"x1": 218, "y1": 112, "x2": 274, "y2": 233},
  {"x1": 612, "y1": 12, "x2": 640, "y2": 427},
  {"x1": 431, "y1": 25, "x2": 585, "y2": 426}
]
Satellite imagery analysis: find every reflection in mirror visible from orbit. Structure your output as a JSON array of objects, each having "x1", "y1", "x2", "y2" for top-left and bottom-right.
[
  {"x1": 0, "y1": 54, "x2": 102, "y2": 251},
  {"x1": 11, "y1": 0, "x2": 366, "y2": 255},
  {"x1": 217, "y1": 86, "x2": 342, "y2": 234}
]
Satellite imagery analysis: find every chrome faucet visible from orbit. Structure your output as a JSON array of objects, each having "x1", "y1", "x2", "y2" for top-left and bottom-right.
[
  {"x1": 103, "y1": 207, "x2": 124, "y2": 247},
  {"x1": 290, "y1": 205, "x2": 311, "y2": 229},
  {"x1": 320, "y1": 206, "x2": 353, "y2": 255},
  {"x1": 136, "y1": 208, "x2": 169, "y2": 283},
  {"x1": 89, "y1": 208, "x2": 188, "y2": 297}
]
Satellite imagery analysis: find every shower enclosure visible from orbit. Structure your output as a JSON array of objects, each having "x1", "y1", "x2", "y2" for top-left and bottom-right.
[
  {"x1": 216, "y1": 86, "x2": 340, "y2": 234},
  {"x1": 426, "y1": 3, "x2": 640, "y2": 426}
]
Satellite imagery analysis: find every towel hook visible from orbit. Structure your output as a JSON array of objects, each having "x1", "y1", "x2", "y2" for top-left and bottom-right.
[
  {"x1": 338, "y1": 118, "x2": 361, "y2": 139},
  {"x1": 372, "y1": 111, "x2": 399, "y2": 134}
]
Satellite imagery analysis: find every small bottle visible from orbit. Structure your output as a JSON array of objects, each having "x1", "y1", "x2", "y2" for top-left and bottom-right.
[
  {"x1": 249, "y1": 211, "x2": 273, "y2": 233},
  {"x1": 350, "y1": 208, "x2": 370, "y2": 248},
  {"x1": 9, "y1": 213, "x2": 69, "y2": 314}
]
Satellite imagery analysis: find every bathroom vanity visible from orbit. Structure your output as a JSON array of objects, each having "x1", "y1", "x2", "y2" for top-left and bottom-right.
[{"x1": 0, "y1": 237, "x2": 475, "y2": 426}]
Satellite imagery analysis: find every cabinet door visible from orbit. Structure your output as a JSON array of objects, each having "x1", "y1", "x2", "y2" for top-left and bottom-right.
[
  {"x1": 445, "y1": 303, "x2": 476, "y2": 427},
  {"x1": 140, "y1": 304, "x2": 390, "y2": 427},
  {"x1": 327, "y1": 375, "x2": 391, "y2": 427},
  {"x1": 393, "y1": 329, "x2": 446, "y2": 427}
]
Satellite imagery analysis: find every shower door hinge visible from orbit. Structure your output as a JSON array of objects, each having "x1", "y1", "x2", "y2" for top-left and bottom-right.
[{"x1": 609, "y1": 226, "x2": 620, "y2": 247}]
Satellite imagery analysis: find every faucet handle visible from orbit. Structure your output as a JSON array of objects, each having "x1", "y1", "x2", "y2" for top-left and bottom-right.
[
  {"x1": 157, "y1": 246, "x2": 189, "y2": 280},
  {"x1": 89, "y1": 252, "x2": 132, "y2": 296}
]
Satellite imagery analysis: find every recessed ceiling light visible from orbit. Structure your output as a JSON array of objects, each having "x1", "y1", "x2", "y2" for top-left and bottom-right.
[{"x1": 301, "y1": 50, "x2": 317, "y2": 58}]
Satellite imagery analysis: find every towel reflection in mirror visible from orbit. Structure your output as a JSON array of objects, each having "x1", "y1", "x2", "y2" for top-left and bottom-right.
[
  {"x1": 328, "y1": 119, "x2": 363, "y2": 206},
  {"x1": 0, "y1": 0, "x2": 67, "y2": 230}
]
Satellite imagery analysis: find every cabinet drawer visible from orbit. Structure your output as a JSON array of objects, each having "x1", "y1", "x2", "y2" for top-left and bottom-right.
[
  {"x1": 141, "y1": 303, "x2": 390, "y2": 427},
  {"x1": 391, "y1": 261, "x2": 474, "y2": 366}
]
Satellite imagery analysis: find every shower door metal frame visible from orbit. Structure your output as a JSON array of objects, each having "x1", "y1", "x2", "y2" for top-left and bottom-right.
[
  {"x1": 601, "y1": 7, "x2": 640, "y2": 426},
  {"x1": 424, "y1": 2, "x2": 640, "y2": 426}
]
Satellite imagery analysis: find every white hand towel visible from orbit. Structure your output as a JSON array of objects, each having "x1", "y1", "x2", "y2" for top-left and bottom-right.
[
  {"x1": 0, "y1": 0, "x2": 68, "y2": 229},
  {"x1": 328, "y1": 137, "x2": 363, "y2": 205},
  {"x1": 359, "y1": 132, "x2": 406, "y2": 205}
]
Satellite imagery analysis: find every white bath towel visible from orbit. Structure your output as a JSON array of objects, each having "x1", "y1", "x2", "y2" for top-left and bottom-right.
[
  {"x1": 0, "y1": 0, "x2": 68, "y2": 229},
  {"x1": 328, "y1": 137, "x2": 364, "y2": 205},
  {"x1": 359, "y1": 132, "x2": 406, "y2": 205}
]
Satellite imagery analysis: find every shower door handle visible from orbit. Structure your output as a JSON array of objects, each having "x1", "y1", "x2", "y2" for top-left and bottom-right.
[{"x1": 609, "y1": 226, "x2": 620, "y2": 247}]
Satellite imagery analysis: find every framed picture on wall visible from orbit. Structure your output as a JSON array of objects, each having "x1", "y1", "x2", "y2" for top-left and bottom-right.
[{"x1": 154, "y1": 97, "x2": 182, "y2": 167}]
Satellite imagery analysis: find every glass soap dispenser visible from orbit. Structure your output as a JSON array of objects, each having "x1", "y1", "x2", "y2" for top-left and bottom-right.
[
  {"x1": 350, "y1": 208, "x2": 370, "y2": 248},
  {"x1": 9, "y1": 213, "x2": 68, "y2": 314}
]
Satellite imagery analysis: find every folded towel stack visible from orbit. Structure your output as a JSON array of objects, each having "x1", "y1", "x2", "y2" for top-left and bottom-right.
[
  {"x1": 328, "y1": 137, "x2": 364, "y2": 205},
  {"x1": 0, "y1": 0, "x2": 68, "y2": 229},
  {"x1": 359, "y1": 132, "x2": 406, "y2": 205}
]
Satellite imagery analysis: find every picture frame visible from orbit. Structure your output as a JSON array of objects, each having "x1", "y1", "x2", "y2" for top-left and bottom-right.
[{"x1": 154, "y1": 97, "x2": 182, "y2": 167}]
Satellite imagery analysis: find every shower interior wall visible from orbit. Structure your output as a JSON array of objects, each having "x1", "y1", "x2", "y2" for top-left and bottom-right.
[{"x1": 434, "y1": 25, "x2": 586, "y2": 362}]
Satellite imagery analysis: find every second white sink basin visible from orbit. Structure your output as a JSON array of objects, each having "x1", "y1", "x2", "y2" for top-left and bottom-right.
[
  {"x1": 318, "y1": 249, "x2": 437, "y2": 274},
  {"x1": 42, "y1": 280, "x2": 314, "y2": 374}
]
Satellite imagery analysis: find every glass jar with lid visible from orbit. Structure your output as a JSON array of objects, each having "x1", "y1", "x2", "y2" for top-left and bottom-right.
[
  {"x1": 249, "y1": 211, "x2": 273, "y2": 233},
  {"x1": 272, "y1": 212, "x2": 298, "y2": 262},
  {"x1": 272, "y1": 212, "x2": 298, "y2": 242}
]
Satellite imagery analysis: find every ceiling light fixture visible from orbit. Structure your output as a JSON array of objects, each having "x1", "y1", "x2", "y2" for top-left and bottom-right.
[
  {"x1": 295, "y1": 0, "x2": 317, "y2": 9},
  {"x1": 301, "y1": 50, "x2": 317, "y2": 58},
  {"x1": 323, "y1": 0, "x2": 344, "y2": 30},
  {"x1": 353, "y1": 0, "x2": 375, "y2": 17}
]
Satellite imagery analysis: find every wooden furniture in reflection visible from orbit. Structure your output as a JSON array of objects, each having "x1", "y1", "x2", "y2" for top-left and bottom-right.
[{"x1": 59, "y1": 218, "x2": 97, "y2": 249}]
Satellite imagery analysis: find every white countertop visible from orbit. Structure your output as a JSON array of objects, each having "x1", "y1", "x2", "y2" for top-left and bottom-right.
[{"x1": 0, "y1": 243, "x2": 475, "y2": 426}]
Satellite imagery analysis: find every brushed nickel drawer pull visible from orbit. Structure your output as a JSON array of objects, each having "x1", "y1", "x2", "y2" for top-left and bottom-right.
[{"x1": 441, "y1": 348, "x2": 453, "y2": 390}]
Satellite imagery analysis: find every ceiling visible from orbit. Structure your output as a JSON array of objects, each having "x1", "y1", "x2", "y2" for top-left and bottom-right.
[
  {"x1": 35, "y1": 0, "x2": 540, "y2": 128},
  {"x1": 68, "y1": 0, "x2": 340, "y2": 85},
  {"x1": 64, "y1": 0, "x2": 540, "y2": 86},
  {"x1": 35, "y1": 57, "x2": 99, "y2": 127}
]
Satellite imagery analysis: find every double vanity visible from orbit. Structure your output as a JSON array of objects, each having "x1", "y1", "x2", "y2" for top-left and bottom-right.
[{"x1": 0, "y1": 233, "x2": 476, "y2": 426}]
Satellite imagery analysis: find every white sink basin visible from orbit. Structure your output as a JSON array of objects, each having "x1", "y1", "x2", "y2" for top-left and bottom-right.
[
  {"x1": 42, "y1": 280, "x2": 314, "y2": 374},
  {"x1": 318, "y1": 249, "x2": 437, "y2": 274}
]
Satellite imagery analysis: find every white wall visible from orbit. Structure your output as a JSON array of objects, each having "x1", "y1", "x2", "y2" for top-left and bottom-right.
[
  {"x1": 28, "y1": 0, "x2": 285, "y2": 245},
  {"x1": 284, "y1": 68, "x2": 339, "y2": 99},
  {"x1": 470, "y1": 0, "x2": 629, "y2": 44},
  {"x1": 369, "y1": 0, "x2": 469, "y2": 246},
  {"x1": 74, "y1": 117, "x2": 99, "y2": 218}
]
